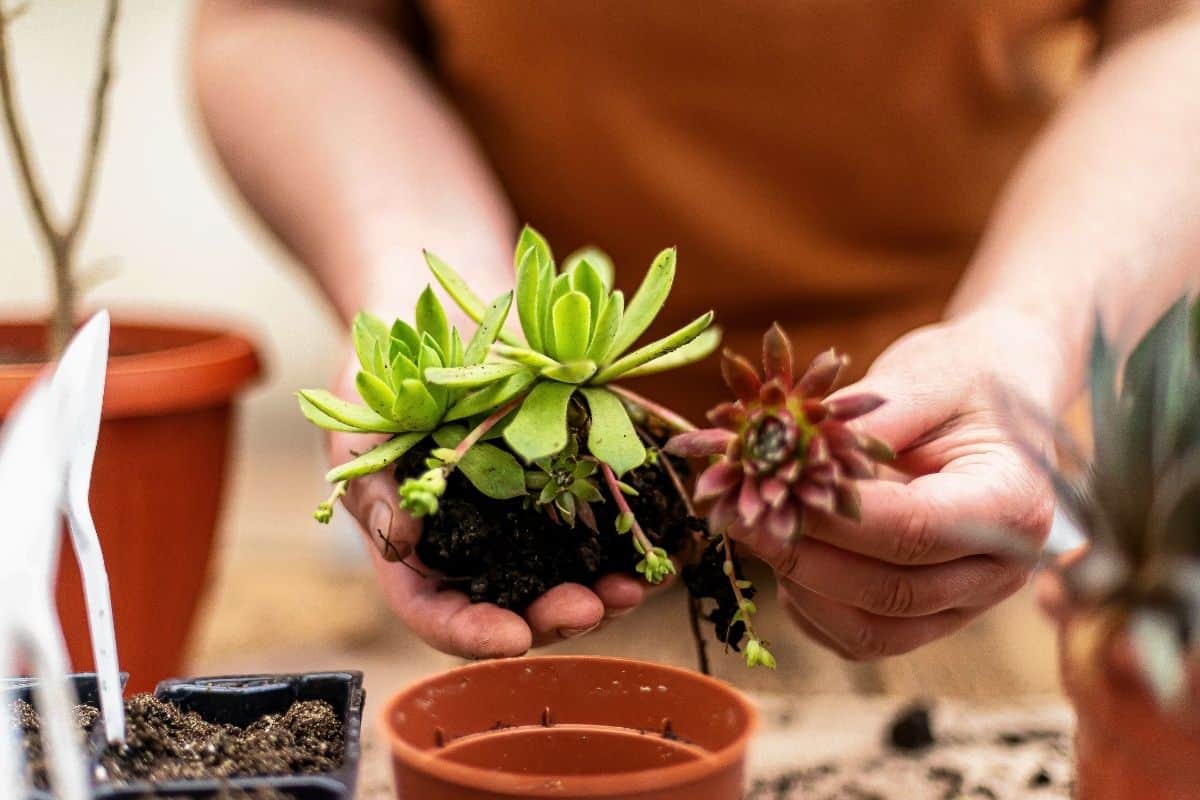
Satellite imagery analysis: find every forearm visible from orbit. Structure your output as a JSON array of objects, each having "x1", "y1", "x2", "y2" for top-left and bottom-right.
[
  {"x1": 191, "y1": 0, "x2": 514, "y2": 323},
  {"x1": 949, "y1": 10, "x2": 1200, "y2": 407}
]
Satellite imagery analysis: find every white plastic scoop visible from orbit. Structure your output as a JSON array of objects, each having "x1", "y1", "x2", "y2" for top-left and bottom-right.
[
  {"x1": 51, "y1": 310, "x2": 125, "y2": 743},
  {"x1": 0, "y1": 376, "x2": 88, "y2": 800}
]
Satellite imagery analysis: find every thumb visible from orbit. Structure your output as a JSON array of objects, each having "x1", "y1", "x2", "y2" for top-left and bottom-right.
[{"x1": 329, "y1": 428, "x2": 418, "y2": 563}]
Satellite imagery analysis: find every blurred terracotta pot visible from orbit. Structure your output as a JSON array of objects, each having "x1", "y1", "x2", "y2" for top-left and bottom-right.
[
  {"x1": 1059, "y1": 610, "x2": 1200, "y2": 800},
  {"x1": 0, "y1": 319, "x2": 260, "y2": 693},
  {"x1": 382, "y1": 655, "x2": 757, "y2": 800}
]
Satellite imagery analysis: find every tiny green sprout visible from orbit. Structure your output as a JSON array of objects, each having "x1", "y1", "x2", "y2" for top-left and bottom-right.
[
  {"x1": 399, "y1": 467, "x2": 447, "y2": 517},
  {"x1": 744, "y1": 639, "x2": 777, "y2": 670},
  {"x1": 314, "y1": 480, "x2": 347, "y2": 523},
  {"x1": 615, "y1": 511, "x2": 634, "y2": 534},
  {"x1": 635, "y1": 545, "x2": 676, "y2": 584},
  {"x1": 423, "y1": 225, "x2": 720, "y2": 476}
]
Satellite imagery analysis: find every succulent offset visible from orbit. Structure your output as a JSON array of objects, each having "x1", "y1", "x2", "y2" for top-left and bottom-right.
[
  {"x1": 665, "y1": 323, "x2": 892, "y2": 541},
  {"x1": 1010, "y1": 295, "x2": 1200, "y2": 707}
]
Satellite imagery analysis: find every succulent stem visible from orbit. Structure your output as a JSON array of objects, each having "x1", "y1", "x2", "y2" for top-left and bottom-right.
[
  {"x1": 721, "y1": 533, "x2": 775, "y2": 668},
  {"x1": 600, "y1": 461, "x2": 674, "y2": 583},
  {"x1": 451, "y1": 396, "x2": 523, "y2": 462},
  {"x1": 607, "y1": 384, "x2": 697, "y2": 433},
  {"x1": 314, "y1": 480, "x2": 348, "y2": 523}
]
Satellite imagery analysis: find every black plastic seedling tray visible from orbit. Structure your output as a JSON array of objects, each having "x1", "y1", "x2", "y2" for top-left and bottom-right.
[{"x1": 4, "y1": 671, "x2": 364, "y2": 800}]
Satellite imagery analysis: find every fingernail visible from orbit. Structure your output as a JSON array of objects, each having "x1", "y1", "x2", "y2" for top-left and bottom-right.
[
  {"x1": 558, "y1": 621, "x2": 602, "y2": 639},
  {"x1": 604, "y1": 606, "x2": 635, "y2": 620},
  {"x1": 369, "y1": 502, "x2": 410, "y2": 562}
]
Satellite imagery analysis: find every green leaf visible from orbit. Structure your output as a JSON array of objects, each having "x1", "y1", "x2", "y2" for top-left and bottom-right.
[
  {"x1": 607, "y1": 247, "x2": 675, "y2": 361},
  {"x1": 415, "y1": 285, "x2": 451, "y2": 357},
  {"x1": 492, "y1": 343, "x2": 562, "y2": 372},
  {"x1": 540, "y1": 359, "x2": 597, "y2": 383},
  {"x1": 424, "y1": 249, "x2": 482, "y2": 319},
  {"x1": 586, "y1": 290, "x2": 623, "y2": 363},
  {"x1": 552, "y1": 291, "x2": 593, "y2": 362},
  {"x1": 516, "y1": 247, "x2": 545, "y2": 352},
  {"x1": 449, "y1": 328, "x2": 465, "y2": 368},
  {"x1": 432, "y1": 425, "x2": 525, "y2": 499},
  {"x1": 298, "y1": 393, "x2": 364, "y2": 432},
  {"x1": 325, "y1": 432, "x2": 426, "y2": 482},
  {"x1": 356, "y1": 370, "x2": 397, "y2": 419},
  {"x1": 390, "y1": 319, "x2": 420, "y2": 360},
  {"x1": 392, "y1": 379, "x2": 443, "y2": 430},
  {"x1": 419, "y1": 335, "x2": 448, "y2": 410},
  {"x1": 593, "y1": 311, "x2": 713, "y2": 383},
  {"x1": 568, "y1": 258, "x2": 606, "y2": 326},
  {"x1": 465, "y1": 292, "x2": 514, "y2": 366},
  {"x1": 541, "y1": 272, "x2": 572, "y2": 357},
  {"x1": 353, "y1": 312, "x2": 389, "y2": 375},
  {"x1": 298, "y1": 389, "x2": 406, "y2": 433},
  {"x1": 460, "y1": 443, "x2": 527, "y2": 499},
  {"x1": 425, "y1": 362, "x2": 526, "y2": 388},
  {"x1": 389, "y1": 351, "x2": 420, "y2": 387},
  {"x1": 445, "y1": 370, "x2": 536, "y2": 421},
  {"x1": 565, "y1": 246, "x2": 614, "y2": 290},
  {"x1": 504, "y1": 381, "x2": 576, "y2": 461},
  {"x1": 611, "y1": 325, "x2": 721, "y2": 380},
  {"x1": 579, "y1": 387, "x2": 645, "y2": 475}
]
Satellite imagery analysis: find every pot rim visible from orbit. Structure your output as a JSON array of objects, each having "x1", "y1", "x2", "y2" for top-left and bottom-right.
[
  {"x1": 381, "y1": 654, "x2": 758, "y2": 796},
  {"x1": 0, "y1": 317, "x2": 261, "y2": 419}
]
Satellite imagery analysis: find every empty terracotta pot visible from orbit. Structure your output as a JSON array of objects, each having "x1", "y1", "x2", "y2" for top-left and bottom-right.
[
  {"x1": 0, "y1": 319, "x2": 260, "y2": 693},
  {"x1": 383, "y1": 656, "x2": 757, "y2": 799}
]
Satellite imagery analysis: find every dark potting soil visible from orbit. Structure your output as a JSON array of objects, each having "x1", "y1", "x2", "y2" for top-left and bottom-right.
[
  {"x1": 404, "y1": 443, "x2": 702, "y2": 610},
  {"x1": 10, "y1": 694, "x2": 343, "y2": 789}
]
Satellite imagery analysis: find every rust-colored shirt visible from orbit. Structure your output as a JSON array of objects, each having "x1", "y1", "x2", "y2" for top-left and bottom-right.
[{"x1": 406, "y1": 1, "x2": 1092, "y2": 419}]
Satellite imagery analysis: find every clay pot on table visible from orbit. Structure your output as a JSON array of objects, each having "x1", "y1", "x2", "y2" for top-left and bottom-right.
[
  {"x1": 382, "y1": 655, "x2": 757, "y2": 800},
  {"x1": 1057, "y1": 609, "x2": 1200, "y2": 800},
  {"x1": 0, "y1": 319, "x2": 260, "y2": 693}
]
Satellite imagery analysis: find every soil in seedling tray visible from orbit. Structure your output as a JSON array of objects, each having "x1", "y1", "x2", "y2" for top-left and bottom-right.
[
  {"x1": 405, "y1": 443, "x2": 702, "y2": 609},
  {"x1": 10, "y1": 694, "x2": 343, "y2": 789}
]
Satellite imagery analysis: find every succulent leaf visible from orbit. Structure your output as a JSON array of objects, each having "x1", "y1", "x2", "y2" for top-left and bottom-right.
[
  {"x1": 390, "y1": 319, "x2": 420, "y2": 359},
  {"x1": 616, "y1": 326, "x2": 721, "y2": 380},
  {"x1": 352, "y1": 312, "x2": 389, "y2": 375},
  {"x1": 425, "y1": 362, "x2": 526, "y2": 389},
  {"x1": 492, "y1": 343, "x2": 562, "y2": 372},
  {"x1": 568, "y1": 258, "x2": 606, "y2": 326},
  {"x1": 540, "y1": 359, "x2": 597, "y2": 383},
  {"x1": 579, "y1": 387, "x2": 646, "y2": 475},
  {"x1": 586, "y1": 291, "x2": 624, "y2": 363},
  {"x1": 564, "y1": 246, "x2": 614, "y2": 290},
  {"x1": 433, "y1": 425, "x2": 525, "y2": 499},
  {"x1": 607, "y1": 247, "x2": 676, "y2": 361},
  {"x1": 415, "y1": 285, "x2": 452, "y2": 358},
  {"x1": 552, "y1": 290, "x2": 593, "y2": 362},
  {"x1": 298, "y1": 389, "x2": 407, "y2": 433},
  {"x1": 593, "y1": 311, "x2": 713, "y2": 383},
  {"x1": 516, "y1": 246, "x2": 546, "y2": 351},
  {"x1": 541, "y1": 272, "x2": 573, "y2": 357},
  {"x1": 297, "y1": 393, "x2": 367, "y2": 433},
  {"x1": 392, "y1": 379, "x2": 442, "y2": 430},
  {"x1": 444, "y1": 370, "x2": 536, "y2": 421},
  {"x1": 464, "y1": 292, "x2": 514, "y2": 365},
  {"x1": 325, "y1": 431, "x2": 426, "y2": 482},
  {"x1": 355, "y1": 370, "x2": 397, "y2": 419},
  {"x1": 504, "y1": 380, "x2": 577, "y2": 461}
]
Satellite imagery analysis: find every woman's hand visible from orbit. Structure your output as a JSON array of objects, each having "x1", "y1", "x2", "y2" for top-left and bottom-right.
[
  {"x1": 735, "y1": 309, "x2": 1063, "y2": 660},
  {"x1": 327, "y1": 355, "x2": 652, "y2": 659}
]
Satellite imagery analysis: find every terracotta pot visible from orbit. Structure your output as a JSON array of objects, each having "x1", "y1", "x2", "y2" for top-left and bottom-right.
[
  {"x1": 0, "y1": 319, "x2": 260, "y2": 693},
  {"x1": 1058, "y1": 611, "x2": 1200, "y2": 800},
  {"x1": 382, "y1": 656, "x2": 757, "y2": 800}
]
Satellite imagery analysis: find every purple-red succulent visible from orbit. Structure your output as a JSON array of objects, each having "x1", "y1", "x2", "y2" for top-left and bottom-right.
[{"x1": 665, "y1": 323, "x2": 892, "y2": 541}]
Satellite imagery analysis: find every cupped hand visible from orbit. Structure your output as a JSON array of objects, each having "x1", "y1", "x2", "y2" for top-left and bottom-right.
[
  {"x1": 327, "y1": 355, "x2": 651, "y2": 659},
  {"x1": 736, "y1": 309, "x2": 1062, "y2": 660}
]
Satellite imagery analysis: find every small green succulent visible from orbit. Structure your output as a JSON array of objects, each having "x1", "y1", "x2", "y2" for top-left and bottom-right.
[
  {"x1": 424, "y1": 226, "x2": 720, "y2": 476},
  {"x1": 298, "y1": 287, "x2": 526, "y2": 519},
  {"x1": 524, "y1": 437, "x2": 604, "y2": 529}
]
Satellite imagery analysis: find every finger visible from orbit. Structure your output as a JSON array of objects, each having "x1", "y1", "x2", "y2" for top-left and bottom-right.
[
  {"x1": 338, "y1": 464, "x2": 414, "y2": 562},
  {"x1": 1034, "y1": 569, "x2": 1070, "y2": 623},
  {"x1": 771, "y1": 537, "x2": 1024, "y2": 617},
  {"x1": 525, "y1": 582, "x2": 606, "y2": 646},
  {"x1": 779, "y1": 583, "x2": 974, "y2": 660},
  {"x1": 778, "y1": 585, "x2": 856, "y2": 658},
  {"x1": 798, "y1": 470, "x2": 1051, "y2": 565},
  {"x1": 367, "y1": 543, "x2": 533, "y2": 658},
  {"x1": 592, "y1": 573, "x2": 647, "y2": 619}
]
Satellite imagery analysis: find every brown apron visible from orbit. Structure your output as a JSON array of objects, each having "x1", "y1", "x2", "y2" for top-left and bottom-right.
[{"x1": 404, "y1": 0, "x2": 1092, "y2": 420}]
